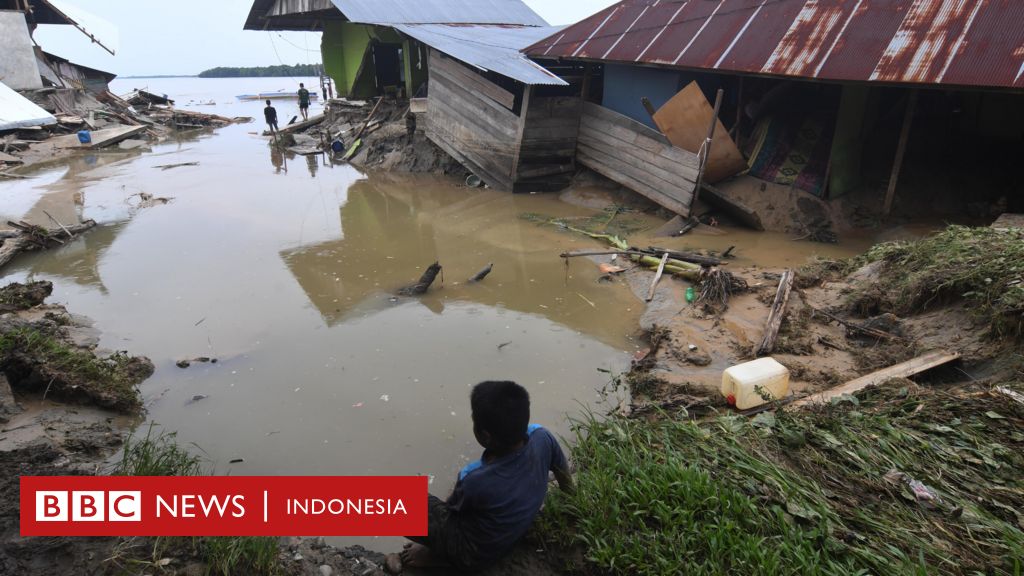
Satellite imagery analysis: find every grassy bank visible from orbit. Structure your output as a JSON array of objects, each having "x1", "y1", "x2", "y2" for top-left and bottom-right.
[
  {"x1": 0, "y1": 325, "x2": 148, "y2": 411},
  {"x1": 852, "y1": 226, "x2": 1022, "y2": 337},
  {"x1": 113, "y1": 425, "x2": 280, "y2": 575},
  {"x1": 540, "y1": 383, "x2": 1024, "y2": 575}
]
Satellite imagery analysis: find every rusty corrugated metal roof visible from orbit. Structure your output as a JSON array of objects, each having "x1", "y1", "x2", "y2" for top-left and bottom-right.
[{"x1": 525, "y1": 0, "x2": 1024, "y2": 90}]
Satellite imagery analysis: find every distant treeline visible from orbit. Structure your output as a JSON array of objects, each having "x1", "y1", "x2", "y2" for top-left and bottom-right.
[{"x1": 198, "y1": 64, "x2": 322, "y2": 78}]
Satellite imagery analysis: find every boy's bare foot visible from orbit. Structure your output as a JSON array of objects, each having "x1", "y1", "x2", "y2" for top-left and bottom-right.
[
  {"x1": 400, "y1": 542, "x2": 447, "y2": 568},
  {"x1": 384, "y1": 553, "x2": 403, "y2": 574}
]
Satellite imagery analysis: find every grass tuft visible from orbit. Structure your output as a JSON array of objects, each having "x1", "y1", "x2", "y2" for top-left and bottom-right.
[{"x1": 113, "y1": 422, "x2": 204, "y2": 477}]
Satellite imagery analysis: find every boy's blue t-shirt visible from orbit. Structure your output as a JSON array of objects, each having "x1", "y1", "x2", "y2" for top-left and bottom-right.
[{"x1": 447, "y1": 424, "x2": 568, "y2": 561}]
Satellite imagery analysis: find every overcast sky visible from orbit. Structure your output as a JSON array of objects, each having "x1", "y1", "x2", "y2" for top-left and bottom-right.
[{"x1": 32, "y1": 0, "x2": 613, "y2": 77}]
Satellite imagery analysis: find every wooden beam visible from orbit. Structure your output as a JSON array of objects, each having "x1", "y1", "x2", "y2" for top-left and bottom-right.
[
  {"x1": 883, "y1": 89, "x2": 918, "y2": 215},
  {"x1": 793, "y1": 350, "x2": 961, "y2": 407},
  {"x1": 693, "y1": 88, "x2": 724, "y2": 206},
  {"x1": 510, "y1": 85, "x2": 533, "y2": 180},
  {"x1": 756, "y1": 270, "x2": 794, "y2": 356}
]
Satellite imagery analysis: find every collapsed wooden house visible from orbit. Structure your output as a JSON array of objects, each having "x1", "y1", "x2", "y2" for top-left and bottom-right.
[
  {"x1": 244, "y1": 0, "x2": 590, "y2": 192},
  {"x1": 526, "y1": 0, "x2": 1024, "y2": 218}
]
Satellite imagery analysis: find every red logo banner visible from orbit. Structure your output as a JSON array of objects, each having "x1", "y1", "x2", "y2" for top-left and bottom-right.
[{"x1": 20, "y1": 476, "x2": 427, "y2": 537}]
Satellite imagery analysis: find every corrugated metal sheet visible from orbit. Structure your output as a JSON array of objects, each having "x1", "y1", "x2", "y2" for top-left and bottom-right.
[
  {"x1": 394, "y1": 24, "x2": 567, "y2": 85},
  {"x1": 331, "y1": 0, "x2": 548, "y2": 26},
  {"x1": 526, "y1": 0, "x2": 1024, "y2": 90},
  {"x1": 0, "y1": 80, "x2": 56, "y2": 131}
]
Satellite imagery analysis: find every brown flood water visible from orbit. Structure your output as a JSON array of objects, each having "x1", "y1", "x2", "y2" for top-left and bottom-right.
[{"x1": 0, "y1": 78, "x2": 909, "y2": 551}]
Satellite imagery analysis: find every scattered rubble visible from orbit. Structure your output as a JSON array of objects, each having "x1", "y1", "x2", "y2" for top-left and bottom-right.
[
  {"x1": 265, "y1": 97, "x2": 464, "y2": 177},
  {"x1": 3, "y1": 88, "x2": 251, "y2": 171}
]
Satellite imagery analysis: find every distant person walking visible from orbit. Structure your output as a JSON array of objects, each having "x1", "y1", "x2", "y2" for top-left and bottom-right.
[
  {"x1": 264, "y1": 99, "x2": 279, "y2": 133},
  {"x1": 298, "y1": 83, "x2": 311, "y2": 121}
]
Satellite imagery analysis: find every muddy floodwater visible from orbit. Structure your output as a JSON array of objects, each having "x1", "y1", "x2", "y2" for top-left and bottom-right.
[{"x1": 0, "y1": 78, "x2": 884, "y2": 550}]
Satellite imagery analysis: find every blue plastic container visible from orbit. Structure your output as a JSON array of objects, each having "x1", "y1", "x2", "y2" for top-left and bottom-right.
[
  {"x1": 331, "y1": 140, "x2": 344, "y2": 153},
  {"x1": 77, "y1": 130, "x2": 92, "y2": 145}
]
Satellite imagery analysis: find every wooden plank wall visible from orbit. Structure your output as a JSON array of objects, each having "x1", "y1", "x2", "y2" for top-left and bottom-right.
[
  {"x1": 514, "y1": 96, "x2": 581, "y2": 192},
  {"x1": 269, "y1": 0, "x2": 334, "y2": 17},
  {"x1": 577, "y1": 102, "x2": 699, "y2": 216},
  {"x1": 424, "y1": 50, "x2": 519, "y2": 191}
]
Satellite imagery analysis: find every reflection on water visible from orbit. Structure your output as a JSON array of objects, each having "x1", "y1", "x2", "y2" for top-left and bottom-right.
[
  {"x1": 282, "y1": 175, "x2": 646, "y2": 346},
  {"x1": 26, "y1": 222, "x2": 129, "y2": 294}
]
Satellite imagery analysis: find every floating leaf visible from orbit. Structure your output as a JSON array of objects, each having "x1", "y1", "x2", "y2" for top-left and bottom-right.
[{"x1": 985, "y1": 411, "x2": 1006, "y2": 420}]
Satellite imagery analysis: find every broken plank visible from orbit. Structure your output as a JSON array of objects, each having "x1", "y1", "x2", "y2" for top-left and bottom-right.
[
  {"x1": 792, "y1": 350, "x2": 962, "y2": 407},
  {"x1": 756, "y1": 270, "x2": 794, "y2": 356},
  {"x1": 646, "y1": 253, "x2": 669, "y2": 302},
  {"x1": 995, "y1": 386, "x2": 1024, "y2": 407}
]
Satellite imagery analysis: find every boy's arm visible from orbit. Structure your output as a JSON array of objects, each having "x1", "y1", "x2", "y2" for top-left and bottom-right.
[
  {"x1": 552, "y1": 465, "x2": 575, "y2": 495},
  {"x1": 546, "y1": 430, "x2": 574, "y2": 494}
]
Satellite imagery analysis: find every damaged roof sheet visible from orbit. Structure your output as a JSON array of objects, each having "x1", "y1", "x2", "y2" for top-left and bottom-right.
[
  {"x1": 525, "y1": 0, "x2": 1024, "y2": 90},
  {"x1": 331, "y1": 0, "x2": 548, "y2": 26},
  {"x1": 394, "y1": 24, "x2": 568, "y2": 85},
  {"x1": 0, "y1": 80, "x2": 56, "y2": 131}
]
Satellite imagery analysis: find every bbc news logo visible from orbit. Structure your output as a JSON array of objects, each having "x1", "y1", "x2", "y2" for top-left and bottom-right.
[
  {"x1": 21, "y1": 477, "x2": 426, "y2": 537},
  {"x1": 36, "y1": 491, "x2": 141, "y2": 522}
]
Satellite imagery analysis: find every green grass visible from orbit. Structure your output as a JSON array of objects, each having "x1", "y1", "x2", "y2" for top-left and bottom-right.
[
  {"x1": 113, "y1": 422, "x2": 204, "y2": 477},
  {"x1": 111, "y1": 423, "x2": 280, "y2": 575},
  {"x1": 201, "y1": 536, "x2": 280, "y2": 576},
  {"x1": 854, "y1": 226, "x2": 1024, "y2": 337},
  {"x1": 540, "y1": 383, "x2": 1024, "y2": 575},
  {"x1": 0, "y1": 326, "x2": 144, "y2": 410}
]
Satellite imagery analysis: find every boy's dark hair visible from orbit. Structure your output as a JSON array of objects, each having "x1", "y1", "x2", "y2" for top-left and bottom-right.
[
  {"x1": 265, "y1": 100, "x2": 272, "y2": 105},
  {"x1": 300, "y1": 83, "x2": 304, "y2": 87},
  {"x1": 471, "y1": 381, "x2": 529, "y2": 448}
]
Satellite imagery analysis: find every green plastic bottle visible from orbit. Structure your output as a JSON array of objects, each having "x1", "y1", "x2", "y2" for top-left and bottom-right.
[{"x1": 685, "y1": 286, "x2": 695, "y2": 303}]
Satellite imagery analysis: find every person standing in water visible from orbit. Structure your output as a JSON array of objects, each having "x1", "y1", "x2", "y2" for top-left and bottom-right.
[
  {"x1": 297, "y1": 83, "x2": 311, "y2": 121},
  {"x1": 264, "y1": 99, "x2": 279, "y2": 133}
]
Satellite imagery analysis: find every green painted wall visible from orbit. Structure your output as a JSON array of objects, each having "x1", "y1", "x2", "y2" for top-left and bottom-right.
[
  {"x1": 322, "y1": 22, "x2": 420, "y2": 99},
  {"x1": 321, "y1": 21, "x2": 375, "y2": 98}
]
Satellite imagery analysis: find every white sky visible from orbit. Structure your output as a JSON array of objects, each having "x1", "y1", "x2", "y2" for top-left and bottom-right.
[{"x1": 31, "y1": 0, "x2": 615, "y2": 77}]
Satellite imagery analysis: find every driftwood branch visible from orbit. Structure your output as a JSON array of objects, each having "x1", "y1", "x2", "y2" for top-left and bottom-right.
[
  {"x1": 646, "y1": 246, "x2": 724, "y2": 267},
  {"x1": 756, "y1": 270, "x2": 794, "y2": 356},
  {"x1": 809, "y1": 306, "x2": 905, "y2": 342},
  {"x1": 0, "y1": 219, "x2": 96, "y2": 269}
]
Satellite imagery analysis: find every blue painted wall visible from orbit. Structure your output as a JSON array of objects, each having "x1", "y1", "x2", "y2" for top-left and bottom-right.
[{"x1": 602, "y1": 64, "x2": 684, "y2": 129}]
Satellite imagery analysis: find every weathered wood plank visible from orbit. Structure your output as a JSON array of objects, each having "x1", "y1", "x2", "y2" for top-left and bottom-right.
[
  {"x1": 577, "y1": 147, "x2": 692, "y2": 216},
  {"x1": 578, "y1": 126, "x2": 699, "y2": 185},
  {"x1": 429, "y1": 77, "x2": 517, "y2": 140},
  {"x1": 431, "y1": 51, "x2": 515, "y2": 112},
  {"x1": 792, "y1": 350, "x2": 962, "y2": 407}
]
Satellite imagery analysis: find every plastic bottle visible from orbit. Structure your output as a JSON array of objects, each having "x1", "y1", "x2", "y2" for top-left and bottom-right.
[
  {"x1": 721, "y1": 357, "x2": 790, "y2": 410},
  {"x1": 685, "y1": 286, "x2": 695, "y2": 303}
]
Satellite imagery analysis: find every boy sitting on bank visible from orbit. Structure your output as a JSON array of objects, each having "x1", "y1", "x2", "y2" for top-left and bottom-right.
[{"x1": 386, "y1": 381, "x2": 573, "y2": 573}]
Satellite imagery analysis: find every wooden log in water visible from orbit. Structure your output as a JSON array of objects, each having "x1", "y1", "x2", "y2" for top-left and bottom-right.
[
  {"x1": 468, "y1": 263, "x2": 493, "y2": 283},
  {"x1": 398, "y1": 262, "x2": 443, "y2": 296}
]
